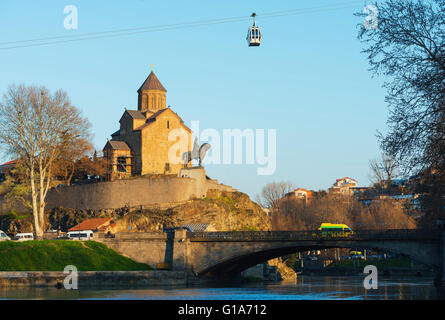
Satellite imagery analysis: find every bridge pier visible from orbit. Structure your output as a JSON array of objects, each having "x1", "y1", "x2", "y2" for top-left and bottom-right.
[{"x1": 172, "y1": 229, "x2": 190, "y2": 272}]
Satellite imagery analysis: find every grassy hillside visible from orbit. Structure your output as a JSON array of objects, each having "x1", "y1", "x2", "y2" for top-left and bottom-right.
[{"x1": 0, "y1": 240, "x2": 152, "y2": 271}]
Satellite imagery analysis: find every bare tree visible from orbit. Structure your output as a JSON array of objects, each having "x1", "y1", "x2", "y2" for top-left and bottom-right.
[
  {"x1": 53, "y1": 135, "x2": 93, "y2": 186},
  {"x1": 260, "y1": 181, "x2": 294, "y2": 208},
  {"x1": 0, "y1": 84, "x2": 92, "y2": 238},
  {"x1": 369, "y1": 153, "x2": 398, "y2": 191},
  {"x1": 254, "y1": 193, "x2": 264, "y2": 207},
  {"x1": 272, "y1": 192, "x2": 416, "y2": 231},
  {"x1": 357, "y1": 0, "x2": 445, "y2": 176},
  {"x1": 72, "y1": 150, "x2": 107, "y2": 183}
]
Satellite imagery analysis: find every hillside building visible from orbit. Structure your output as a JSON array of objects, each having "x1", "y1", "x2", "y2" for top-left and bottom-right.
[{"x1": 103, "y1": 69, "x2": 192, "y2": 180}]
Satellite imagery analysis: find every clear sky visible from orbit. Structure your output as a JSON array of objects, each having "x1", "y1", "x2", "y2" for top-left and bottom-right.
[{"x1": 0, "y1": 0, "x2": 389, "y2": 199}]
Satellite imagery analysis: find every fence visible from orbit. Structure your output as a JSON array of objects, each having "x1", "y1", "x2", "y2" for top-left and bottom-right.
[{"x1": 188, "y1": 229, "x2": 441, "y2": 242}]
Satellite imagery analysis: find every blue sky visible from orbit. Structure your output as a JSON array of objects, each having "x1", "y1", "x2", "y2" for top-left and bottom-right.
[{"x1": 0, "y1": 0, "x2": 388, "y2": 199}]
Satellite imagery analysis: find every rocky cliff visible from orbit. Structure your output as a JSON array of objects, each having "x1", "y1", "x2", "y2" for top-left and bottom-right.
[
  {"x1": 112, "y1": 190, "x2": 271, "y2": 232},
  {"x1": 0, "y1": 190, "x2": 271, "y2": 233}
]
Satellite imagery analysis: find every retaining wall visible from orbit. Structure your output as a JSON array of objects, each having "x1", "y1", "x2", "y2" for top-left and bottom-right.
[{"x1": 0, "y1": 271, "x2": 186, "y2": 287}]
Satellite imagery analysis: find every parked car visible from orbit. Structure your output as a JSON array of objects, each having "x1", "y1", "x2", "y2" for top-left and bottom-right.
[
  {"x1": 0, "y1": 230, "x2": 11, "y2": 241},
  {"x1": 67, "y1": 230, "x2": 94, "y2": 240},
  {"x1": 14, "y1": 233, "x2": 34, "y2": 241},
  {"x1": 57, "y1": 233, "x2": 69, "y2": 240}
]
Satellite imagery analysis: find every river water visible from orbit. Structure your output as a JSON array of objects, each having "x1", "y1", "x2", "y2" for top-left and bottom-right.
[{"x1": 0, "y1": 275, "x2": 443, "y2": 300}]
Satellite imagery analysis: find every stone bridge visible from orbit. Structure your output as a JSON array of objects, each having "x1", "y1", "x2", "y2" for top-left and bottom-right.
[{"x1": 96, "y1": 229, "x2": 445, "y2": 283}]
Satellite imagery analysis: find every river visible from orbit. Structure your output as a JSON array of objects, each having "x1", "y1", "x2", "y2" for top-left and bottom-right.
[{"x1": 0, "y1": 275, "x2": 443, "y2": 300}]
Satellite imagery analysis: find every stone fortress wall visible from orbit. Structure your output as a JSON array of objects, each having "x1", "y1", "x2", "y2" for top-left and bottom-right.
[{"x1": 43, "y1": 167, "x2": 235, "y2": 210}]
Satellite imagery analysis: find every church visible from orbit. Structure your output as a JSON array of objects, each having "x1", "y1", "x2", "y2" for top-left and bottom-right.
[{"x1": 103, "y1": 69, "x2": 192, "y2": 180}]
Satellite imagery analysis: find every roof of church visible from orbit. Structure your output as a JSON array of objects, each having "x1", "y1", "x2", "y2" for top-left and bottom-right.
[
  {"x1": 104, "y1": 140, "x2": 130, "y2": 150},
  {"x1": 133, "y1": 107, "x2": 191, "y2": 133},
  {"x1": 137, "y1": 71, "x2": 166, "y2": 92},
  {"x1": 125, "y1": 110, "x2": 146, "y2": 119},
  {"x1": 134, "y1": 108, "x2": 169, "y2": 131}
]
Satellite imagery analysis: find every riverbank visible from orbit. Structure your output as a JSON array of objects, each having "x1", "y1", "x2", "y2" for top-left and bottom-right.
[
  {"x1": 0, "y1": 240, "x2": 152, "y2": 271},
  {"x1": 297, "y1": 257, "x2": 434, "y2": 277},
  {"x1": 300, "y1": 267, "x2": 434, "y2": 277},
  {"x1": 0, "y1": 271, "x2": 187, "y2": 287}
]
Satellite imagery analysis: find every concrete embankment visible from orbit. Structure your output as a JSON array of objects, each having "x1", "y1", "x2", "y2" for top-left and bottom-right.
[{"x1": 0, "y1": 271, "x2": 186, "y2": 287}]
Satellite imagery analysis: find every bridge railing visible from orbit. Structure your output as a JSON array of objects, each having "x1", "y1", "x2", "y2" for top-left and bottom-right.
[{"x1": 187, "y1": 229, "x2": 440, "y2": 242}]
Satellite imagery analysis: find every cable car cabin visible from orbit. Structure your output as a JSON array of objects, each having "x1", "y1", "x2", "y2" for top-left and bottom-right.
[
  {"x1": 317, "y1": 223, "x2": 354, "y2": 237},
  {"x1": 247, "y1": 12, "x2": 261, "y2": 47},
  {"x1": 247, "y1": 25, "x2": 261, "y2": 46}
]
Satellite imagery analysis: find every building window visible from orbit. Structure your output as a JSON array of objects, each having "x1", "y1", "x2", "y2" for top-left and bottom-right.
[
  {"x1": 165, "y1": 162, "x2": 170, "y2": 172},
  {"x1": 117, "y1": 157, "x2": 127, "y2": 172},
  {"x1": 167, "y1": 120, "x2": 170, "y2": 129}
]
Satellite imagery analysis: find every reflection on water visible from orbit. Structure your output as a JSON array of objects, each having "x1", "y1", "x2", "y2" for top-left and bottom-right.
[{"x1": 0, "y1": 275, "x2": 443, "y2": 300}]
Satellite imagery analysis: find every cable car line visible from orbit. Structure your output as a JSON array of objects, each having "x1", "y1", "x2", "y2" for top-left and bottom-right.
[
  {"x1": 0, "y1": 0, "x2": 364, "y2": 50},
  {"x1": 0, "y1": 0, "x2": 363, "y2": 46}
]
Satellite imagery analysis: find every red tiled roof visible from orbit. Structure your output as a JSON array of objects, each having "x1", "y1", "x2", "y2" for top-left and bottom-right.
[
  {"x1": 69, "y1": 218, "x2": 111, "y2": 232},
  {"x1": 0, "y1": 160, "x2": 18, "y2": 166},
  {"x1": 97, "y1": 223, "x2": 115, "y2": 232}
]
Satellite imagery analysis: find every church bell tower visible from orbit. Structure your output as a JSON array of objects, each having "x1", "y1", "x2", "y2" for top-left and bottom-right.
[{"x1": 137, "y1": 66, "x2": 167, "y2": 112}]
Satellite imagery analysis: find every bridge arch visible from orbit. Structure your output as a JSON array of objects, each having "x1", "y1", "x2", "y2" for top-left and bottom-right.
[{"x1": 187, "y1": 231, "x2": 441, "y2": 277}]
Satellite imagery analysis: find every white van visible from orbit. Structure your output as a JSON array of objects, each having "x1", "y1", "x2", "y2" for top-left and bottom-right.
[
  {"x1": 67, "y1": 230, "x2": 94, "y2": 240},
  {"x1": 0, "y1": 230, "x2": 11, "y2": 241},
  {"x1": 14, "y1": 233, "x2": 34, "y2": 241}
]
